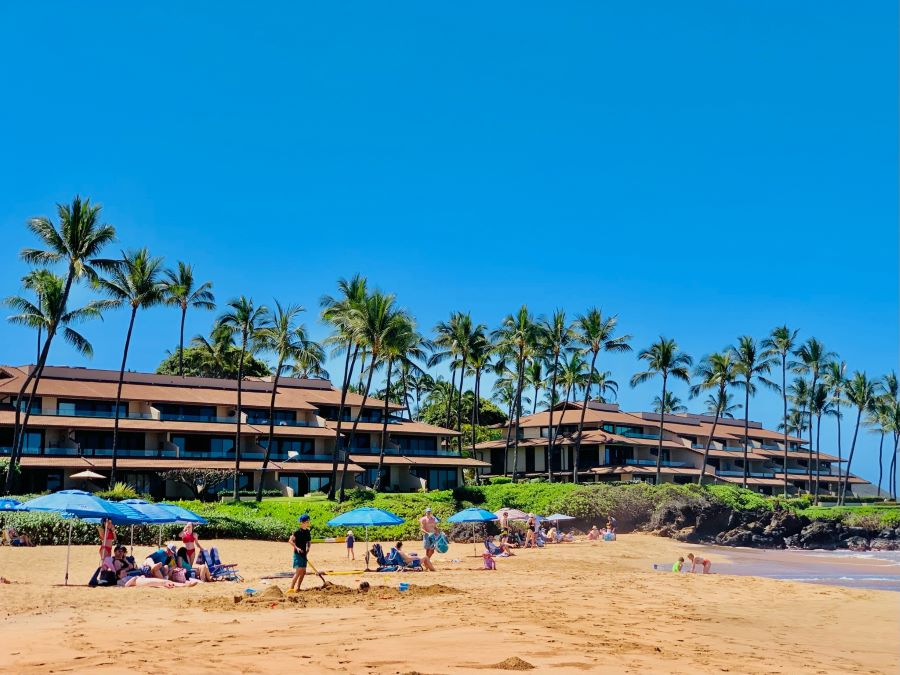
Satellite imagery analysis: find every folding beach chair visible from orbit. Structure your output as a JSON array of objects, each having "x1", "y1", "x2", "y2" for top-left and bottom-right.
[{"x1": 197, "y1": 547, "x2": 242, "y2": 581}]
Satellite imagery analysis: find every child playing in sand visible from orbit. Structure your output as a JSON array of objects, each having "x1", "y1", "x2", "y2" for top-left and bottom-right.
[
  {"x1": 672, "y1": 557, "x2": 684, "y2": 572},
  {"x1": 346, "y1": 530, "x2": 355, "y2": 560},
  {"x1": 288, "y1": 514, "x2": 312, "y2": 593},
  {"x1": 687, "y1": 553, "x2": 711, "y2": 574},
  {"x1": 587, "y1": 525, "x2": 600, "y2": 541}
]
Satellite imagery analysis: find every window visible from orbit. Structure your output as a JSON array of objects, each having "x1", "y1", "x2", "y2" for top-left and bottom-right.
[
  {"x1": 156, "y1": 403, "x2": 218, "y2": 422},
  {"x1": 602, "y1": 424, "x2": 646, "y2": 436},
  {"x1": 349, "y1": 434, "x2": 371, "y2": 450},
  {"x1": 245, "y1": 408, "x2": 296, "y2": 425},
  {"x1": 395, "y1": 435, "x2": 437, "y2": 453},
  {"x1": 318, "y1": 406, "x2": 381, "y2": 422},
  {"x1": 411, "y1": 468, "x2": 458, "y2": 490},
  {"x1": 58, "y1": 399, "x2": 127, "y2": 418},
  {"x1": 73, "y1": 431, "x2": 144, "y2": 451},
  {"x1": 308, "y1": 476, "x2": 330, "y2": 493},
  {"x1": 171, "y1": 435, "x2": 235, "y2": 457},
  {"x1": 259, "y1": 437, "x2": 314, "y2": 457},
  {"x1": 46, "y1": 470, "x2": 63, "y2": 492},
  {"x1": 212, "y1": 473, "x2": 250, "y2": 494},
  {"x1": 356, "y1": 468, "x2": 379, "y2": 486},
  {"x1": 605, "y1": 446, "x2": 633, "y2": 465},
  {"x1": 12, "y1": 396, "x2": 41, "y2": 413},
  {"x1": 541, "y1": 425, "x2": 577, "y2": 438}
]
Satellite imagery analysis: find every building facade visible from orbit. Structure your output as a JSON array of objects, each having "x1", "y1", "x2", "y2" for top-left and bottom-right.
[
  {"x1": 473, "y1": 401, "x2": 869, "y2": 495},
  {"x1": 0, "y1": 365, "x2": 485, "y2": 498}
]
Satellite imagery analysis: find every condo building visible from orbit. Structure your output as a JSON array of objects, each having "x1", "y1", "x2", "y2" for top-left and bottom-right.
[
  {"x1": 0, "y1": 365, "x2": 485, "y2": 498},
  {"x1": 473, "y1": 401, "x2": 870, "y2": 495}
]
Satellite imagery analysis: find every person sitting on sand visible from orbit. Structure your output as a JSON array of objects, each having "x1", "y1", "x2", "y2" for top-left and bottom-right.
[
  {"x1": 288, "y1": 514, "x2": 312, "y2": 593},
  {"x1": 144, "y1": 545, "x2": 176, "y2": 579},
  {"x1": 672, "y1": 557, "x2": 685, "y2": 573},
  {"x1": 687, "y1": 553, "x2": 711, "y2": 574},
  {"x1": 546, "y1": 526, "x2": 558, "y2": 543},
  {"x1": 5, "y1": 526, "x2": 34, "y2": 547},
  {"x1": 110, "y1": 545, "x2": 135, "y2": 580},
  {"x1": 176, "y1": 546, "x2": 214, "y2": 582},
  {"x1": 484, "y1": 535, "x2": 511, "y2": 557},
  {"x1": 395, "y1": 541, "x2": 435, "y2": 571},
  {"x1": 180, "y1": 523, "x2": 204, "y2": 565},
  {"x1": 587, "y1": 526, "x2": 600, "y2": 541}
]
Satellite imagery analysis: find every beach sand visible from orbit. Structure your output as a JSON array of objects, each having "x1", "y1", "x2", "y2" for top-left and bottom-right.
[{"x1": 1, "y1": 534, "x2": 897, "y2": 675}]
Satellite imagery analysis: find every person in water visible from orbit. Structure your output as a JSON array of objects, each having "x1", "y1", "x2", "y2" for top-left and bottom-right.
[{"x1": 687, "y1": 552, "x2": 711, "y2": 574}]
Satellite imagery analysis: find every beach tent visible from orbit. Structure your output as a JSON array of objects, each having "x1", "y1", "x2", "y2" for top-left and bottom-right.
[
  {"x1": 493, "y1": 508, "x2": 529, "y2": 521},
  {"x1": 120, "y1": 499, "x2": 181, "y2": 553},
  {"x1": 447, "y1": 507, "x2": 498, "y2": 555},
  {"x1": 20, "y1": 490, "x2": 143, "y2": 585},
  {"x1": 327, "y1": 506, "x2": 404, "y2": 571}
]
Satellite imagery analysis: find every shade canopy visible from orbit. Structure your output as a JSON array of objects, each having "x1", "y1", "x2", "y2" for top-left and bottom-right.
[
  {"x1": 447, "y1": 507, "x2": 498, "y2": 524},
  {"x1": 22, "y1": 490, "x2": 142, "y2": 523},
  {"x1": 546, "y1": 513, "x2": 576, "y2": 522},
  {"x1": 327, "y1": 506, "x2": 404, "y2": 528},
  {"x1": 156, "y1": 503, "x2": 208, "y2": 524},
  {"x1": 493, "y1": 508, "x2": 529, "y2": 521},
  {"x1": 0, "y1": 498, "x2": 23, "y2": 511},
  {"x1": 69, "y1": 470, "x2": 106, "y2": 480},
  {"x1": 121, "y1": 499, "x2": 181, "y2": 524}
]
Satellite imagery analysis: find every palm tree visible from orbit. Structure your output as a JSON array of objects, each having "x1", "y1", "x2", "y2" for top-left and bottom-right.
[
  {"x1": 190, "y1": 324, "x2": 236, "y2": 378},
  {"x1": 4, "y1": 274, "x2": 106, "y2": 491},
  {"x1": 491, "y1": 306, "x2": 540, "y2": 482},
  {"x1": 97, "y1": 249, "x2": 166, "y2": 487},
  {"x1": 217, "y1": 296, "x2": 270, "y2": 499},
  {"x1": 572, "y1": 309, "x2": 631, "y2": 481},
  {"x1": 254, "y1": 302, "x2": 307, "y2": 502},
  {"x1": 465, "y1": 330, "x2": 492, "y2": 451},
  {"x1": 545, "y1": 352, "x2": 586, "y2": 481},
  {"x1": 653, "y1": 392, "x2": 687, "y2": 413},
  {"x1": 286, "y1": 337, "x2": 329, "y2": 380},
  {"x1": 867, "y1": 394, "x2": 892, "y2": 500},
  {"x1": 733, "y1": 336, "x2": 777, "y2": 488},
  {"x1": 822, "y1": 361, "x2": 847, "y2": 497},
  {"x1": 409, "y1": 371, "x2": 435, "y2": 421},
  {"x1": 337, "y1": 291, "x2": 404, "y2": 501},
  {"x1": 793, "y1": 338, "x2": 837, "y2": 496},
  {"x1": 539, "y1": 311, "x2": 576, "y2": 482},
  {"x1": 809, "y1": 384, "x2": 835, "y2": 501},
  {"x1": 630, "y1": 337, "x2": 692, "y2": 484},
  {"x1": 320, "y1": 275, "x2": 368, "y2": 499},
  {"x1": 882, "y1": 373, "x2": 900, "y2": 499},
  {"x1": 20, "y1": 269, "x2": 57, "y2": 362},
  {"x1": 703, "y1": 391, "x2": 741, "y2": 419},
  {"x1": 788, "y1": 377, "x2": 812, "y2": 490},
  {"x1": 589, "y1": 370, "x2": 620, "y2": 403},
  {"x1": 689, "y1": 350, "x2": 738, "y2": 485},
  {"x1": 452, "y1": 315, "x2": 484, "y2": 452},
  {"x1": 430, "y1": 313, "x2": 464, "y2": 430},
  {"x1": 162, "y1": 262, "x2": 215, "y2": 377},
  {"x1": 762, "y1": 326, "x2": 800, "y2": 496},
  {"x1": 780, "y1": 407, "x2": 809, "y2": 439},
  {"x1": 525, "y1": 360, "x2": 545, "y2": 415},
  {"x1": 374, "y1": 314, "x2": 424, "y2": 491},
  {"x1": 841, "y1": 372, "x2": 878, "y2": 505},
  {"x1": 11, "y1": 196, "x2": 115, "y2": 487}
]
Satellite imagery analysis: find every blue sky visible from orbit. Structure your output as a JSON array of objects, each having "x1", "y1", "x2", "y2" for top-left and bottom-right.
[{"x1": 0, "y1": 3, "x2": 896, "y2": 485}]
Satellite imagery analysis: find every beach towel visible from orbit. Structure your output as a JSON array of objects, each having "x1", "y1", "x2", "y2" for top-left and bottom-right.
[{"x1": 435, "y1": 532, "x2": 449, "y2": 554}]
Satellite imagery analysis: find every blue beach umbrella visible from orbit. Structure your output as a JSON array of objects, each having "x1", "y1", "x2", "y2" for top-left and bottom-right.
[
  {"x1": 545, "y1": 513, "x2": 575, "y2": 523},
  {"x1": 121, "y1": 499, "x2": 182, "y2": 553},
  {"x1": 21, "y1": 490, "x2": 144, "y2": 585},
  {"x1": 0, "y1": 498, "x2": 23, "y2": 511},
  {"x1": 327, "y1": 507, "x2": 404, "y2": 570},
  {"x1": 156, "y1": 503, "x2": 208, "y2": 524},
  {"x1": 447, "y1": 507, "x2": 498, "y2": 554}
]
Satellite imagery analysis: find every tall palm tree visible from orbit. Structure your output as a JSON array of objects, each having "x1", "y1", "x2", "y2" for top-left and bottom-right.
[
  {"x1": 254, "y1": 302, "x2": 307, "y2": 502},
  {"x1": 882, "y1": 373, "x2": 900, "y2": 499},
  {"x1": 867, "y1": 394, "x2": 892, "y2": 500},
  {"x1": 374, "y1": 314, "x2": 424, "y2": 491},
  {"x1": 337, "y1": 291, "x2": 404, "y2": 501},
  {"x1": 788, "y1": 377, "x2": 812, "y2": 490},
  {"x1": 97, "y1": 249, "x2": 166, "y2": 487},
  {"x1": 733, "y1": 336, "x2": 777, "y2": 488},
  {"x1": 539, "y1": 311, "x2": 576, "y2": 482},
  {"x1": 525, "y1": 360, "x2": 544, "y2": 415},
  {"x1": 286, "y1": 337, "x2": 329, "y2": 380},
  {"x1": 320, "y1": 275, "x2": 368, "y2": 499},
  {"x1": 21, "y1": 269, "x2": 57, "y2": 362},
  {"x1": 545, "y1": 353, "x2": 586, "y2": 481},
  {"x1": 218, "y1": 296, "x2": 270, "y2": 499},
  {"x1": 793, "y1": 338, "x2": 837, "y2": 496},
  {"x1": 3, "y1": 274, "x2": 106, "y2": 491},
  {"x1": 409, "y1": 371, "x2": 435, "y2": 421},
  {"x1": 653, "y1": 392, "x2": 686, "y2": 414},
  {"x1": 689, "y1": 350, "x2": 738, "y2": 485},
  {"x1": 465, "y1": 331, "x2": 492, "y2": 451},
  {"x1": 841, "y1": 372, "x2": 878, "y2": 505},
  {"x1": 822, "y1": 361, "x2": 847, "y2": 497},
  {"x1": 11, "y1": 196, "x2": 115, "y2": 483},
  {"x1": 704, "y1": 391, "x2": 741, "y2": 419},
  {"x1": 630, "y1": 337, "x2": 692, "y2": 484},
  {"x1": 190, "y1": 324, "x2": 237, "y2": 378},
  {"x1": 452, "y1": 314, "x2": 483, "y2": 452},
  {"x1": 430, "y1": 313, "x2": 464, "y2": 430},
  {"x1": 163, "y1": 262, "x2": 215, "y2": 377},
  {"x1": 572, "y1": 309, "x2": 631, "y2": 479},
  {"x1": 762, "y1": 326, "x2": 800, "y2": 496},
  {"x1": 491, "y1": 306, "x2": 540, "y2": 482},
  {"x1": 809, "y1": 383, "x2": 834, "y2": 501}
]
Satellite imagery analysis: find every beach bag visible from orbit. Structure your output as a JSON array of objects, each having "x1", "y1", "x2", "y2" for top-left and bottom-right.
[
  {"x1": 98, "y1": 569, "x2": 118, "y2": 586},
  {"x1": 435, "y1": 532, "x2": 449, "y2": 554}
]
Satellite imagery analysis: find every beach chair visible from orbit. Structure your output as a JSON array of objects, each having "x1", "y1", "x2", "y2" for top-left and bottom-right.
[
  {"x1": 370, "y1": 543, "x2": 401, "y2": 572},
  {"x1": 197, "y1": 547, "x2": 242, "y2": 581}
]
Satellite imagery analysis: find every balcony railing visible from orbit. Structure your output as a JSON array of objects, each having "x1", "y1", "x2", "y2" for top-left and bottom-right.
[
  {"x1": 33, "y1": 408, "x2": 156, "y2": 421},
  {"x1": 622, "y1": 459, "x2": 686, "y2": 468},
  {"x1": 716, "y1": 470, "x2": 776, "y2": 478},
  {"x1": 245, "y1": 417, "x2": 318, "y2": 428},
  {"x1": 159, "y1": 413, "x2": 237, "y2": 424},
  {"x1": 756, "y1": 444, "x2": 781, "y2": 450},
  {"x1": 619, "y1": 431, "x2": 660, "y2": 440},
  {"x1": 348, "y1": 446, "x2": 462, "y2": 458}
]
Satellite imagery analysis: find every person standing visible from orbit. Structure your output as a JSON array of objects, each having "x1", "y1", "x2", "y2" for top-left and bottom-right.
[
  {"x1": 288, "y1": 514, "x2": 312, "y2": 593},
  {"x1": 419, "y1": 507, "x2": 440, "y2": 561},
  {"x1": 96, "y1": 517, "x2": 117, "y2": 565},
  {"x1": 346, "y1": 529, "x2": 355, "y2": 560},
  {"x1": 498, "y1": 510, "x2": 510, "y2": 545},
  {"x1": 180, "y1": 523, "x2": 205, "y2": 565}
]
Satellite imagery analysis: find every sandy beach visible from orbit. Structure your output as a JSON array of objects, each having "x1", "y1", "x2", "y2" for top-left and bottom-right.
[{"x1": 1, "y1": 534, "x2": 897, "y2": 675}]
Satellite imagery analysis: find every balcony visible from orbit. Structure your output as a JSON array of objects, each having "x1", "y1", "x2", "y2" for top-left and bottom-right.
[
  {"x1": 716, "y1": 470, "x2": 776, "y2": 478},
  {"x1": 623, "y1": 459, "x2": 686, "y2": 468},
  {"x1": 348, "y1": 446, "x2": 462, "y2": 458},
  {"x1": 721, "y1": 446, "x2": 745, "y2": 452},
  {"x1": 159, "y1": 413, "x2": 237, "y2": 424},
  {"x1": 756, "y1": 444, "x2": 781, "y2": 450},
  {"x1": 33, "y1": 408, "x2": 157, "y2": 421},
  {"x1": 244, "y1": 417, "x2": 319, "y2": 428},
  {"x1": 619, "y1": 431, "x2": 660, "y2": 440}
]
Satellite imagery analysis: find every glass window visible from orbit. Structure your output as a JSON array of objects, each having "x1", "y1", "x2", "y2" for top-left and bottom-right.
[
  {"x1": 246, "y1": 408, "x2": 296, "y2": 425},
  {"x1": 58, "y1": 399, "x2": 127, "y2": 417},
  {"x1": 156, "y1": 403, "x2": 218, "y2": 421},
  {"x1": 308, "y1": 476, "x2": 330, "y2": 493},
  {"x1": 259, "y1": 437, "x2": 314, "y2": 457},
  {"x1": 395, "y1": 435, "x2": 437, "y2": 453},
  {"x1": 12, "y1": 396, "x2": 41, "y2": 413}
]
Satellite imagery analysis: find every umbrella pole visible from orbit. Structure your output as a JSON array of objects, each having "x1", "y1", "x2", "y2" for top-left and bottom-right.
[
  {"x1": 64, "y1": 519, "x2": 73, "y2": 586},
  {"x1": 365, "y1": 526, "x2": 370, "y2": 572},
  {"x1": 472, "y1": 523, "x2": 476, "y2": 556},
  {"x1": 158, "y1": 524, "x2": 163, "y2": 548},
  {"x1": 130, "y1": 525, "x2": 134, "y2": 557}
]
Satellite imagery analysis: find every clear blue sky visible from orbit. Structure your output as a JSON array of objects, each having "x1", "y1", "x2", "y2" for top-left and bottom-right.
[{"x1": 0, "y1": 3, "x2": 896, "y2": 485}]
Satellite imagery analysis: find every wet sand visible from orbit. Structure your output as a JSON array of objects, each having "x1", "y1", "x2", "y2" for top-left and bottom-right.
[{"x1": 1, "y1": 534, "x2": 897, "y2": 674}]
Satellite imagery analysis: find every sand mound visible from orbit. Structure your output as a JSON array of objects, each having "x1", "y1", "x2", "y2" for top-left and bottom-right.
[
  {"x1": 258, "y1": 585, "x2": 284, "y2": 599},
  {"x1": 487, "y1": 657, "x2": 535, "y2": 670}
]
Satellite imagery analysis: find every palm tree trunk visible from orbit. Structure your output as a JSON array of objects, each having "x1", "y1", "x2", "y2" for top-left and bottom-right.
[
  {"x1": 835, "y1": 403, "x2": 843, "y2": 497},
  {"x1": 877, "y1": 431, "x2": 885, "y2": 498},
  {"x1": 890, "y1": 432, "x2": 899, "y2": 499},
  {"x1": 256, "y1": 360, "x2": 283, "y2": 502},
  {"x1": 474, "y1": 368, "x2": 482, "y2": 426},
  {"x1": 781, "y1": 354, "x2": 789, "y2": 497},
  {"x1": 339, "y1": 359, "x2": 377, "y2": 502},
  {"x1": 445, "y1": 366, "x2": 457, "y2": 430},
  {"x1": 546, "y1": 351, "x2": 560, "y2": 483},
  {"x1": 574, "y1": 350, "x2": 599, "y2": 484},
  {"x1": 178, "y1": 306, "x2": 187, "y2": 377},
  {"x1": 512, "y1": 356, "x2": 525, "y2": 482},
  {"x1": 814, "y1": 413, "x2": 822, "y2": 502},
  {"x1": 456, "y1": 353, "x2": 467, "y2": 453},
  {"x1": 232, "y1": 335, "x2": 247, "y2": 500},
  {"x1": 655, "y1": 374, "x2": 668, "y2": 484},
  {"x1": 374, "y1": 357, "x2": 393, "y2": 491},
  {"x1": 110, "y1": 306, "x2": 138, "y2": 487},
  {"x1": 742, "y1": 379, "x2": 750, "y2": 489},
  {"x1": 401, "y1": 366, "x2": 412, "y2": 421},
  {"x1": 532, "y1": 385, "x2": 539, "y2": 415},
  {"x1": 328, "y1": 344, "x2": 357, "y2": 499},
  {"x1": 807, "y1": 375, "x2": 817, "y2": 496},
  {"x1": 699, "y1": 388, "x2": 723, "y2": 487},
  {"x1": 503, "y1": 396, "x2": 514, "y2": 477},
  {"x1": 550, "y1": 384, "x2": 572, "y2": 480},
  {"x1": 840, "y1": 407, "x2": 863, "y2": 506}
]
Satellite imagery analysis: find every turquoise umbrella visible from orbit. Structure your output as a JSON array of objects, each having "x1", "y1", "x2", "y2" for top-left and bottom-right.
[
  {"x1": 447, "y1": 507, "x2": 498, "y2": 555},
  {"x1": 327, "y1": 507, "x2": 404, "y2": 571}
]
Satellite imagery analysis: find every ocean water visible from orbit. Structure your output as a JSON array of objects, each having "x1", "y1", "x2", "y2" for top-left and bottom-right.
[{"x1": 684, "y1": 546, "x2": 900, "y2": 592}]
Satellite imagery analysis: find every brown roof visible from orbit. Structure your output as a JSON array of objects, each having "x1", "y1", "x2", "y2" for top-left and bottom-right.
[
  {"x1": 0, "y1": 411, "x2": 335, "y2": 438},
  {"x1": 348, "y1": 454, "x2": 488, "y2": 467},
  {"x1": 753, "y1": 449, "x2": 842, "y2": 462},
  {"x1": 509, "y1": 408, "x2": 647, "y2": 429},
  {"x1": 18, "y1": 456, "x2": 363, "y2": 473}
]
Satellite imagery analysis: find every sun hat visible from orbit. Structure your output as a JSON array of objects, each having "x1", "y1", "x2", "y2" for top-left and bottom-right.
[{"x1": 424, "y1": 507, "x2": 432, "y2": 513}]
